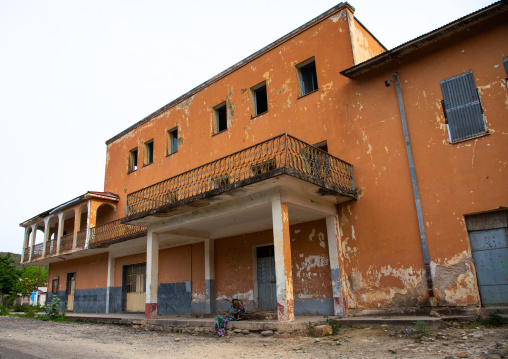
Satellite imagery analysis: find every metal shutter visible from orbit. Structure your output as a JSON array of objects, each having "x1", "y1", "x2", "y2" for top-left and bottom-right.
[{"x1": 440, "y1": 70, "x2": 487, "y2": 143}]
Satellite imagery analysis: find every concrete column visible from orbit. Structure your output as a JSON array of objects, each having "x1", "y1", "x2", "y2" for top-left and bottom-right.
[
  {"x1": 21, "y1": 227, "x2": 30, "y2": 262},
  {"x1": 271, "y1": 190, "x2": 294, "y2": 322},
  {"x1": 85, "y1": 200, "x2": 91, "y2": 248},
  {"x1": 72, "y1": 209, "x2": 79, "y2": 249},
  {"x1": 56, "y1": 212, "x2": 64, "y2": 255},
  {"x1": 42, "y1": 218, "x2": 50, "y2": 259},
  {"x1": 29, "y1": 224, "x2": 36, "y2": 262},
  {"x1": 145, "y1": 231, "x2": 159, "y2": 319},
  {"x1": 204, "y1": 238, "x2": 215, "y2": 314},
  {"x1": 106, "y1": 255, "x2": 115, "y2": 313},
  {"x1": 326, "y1": 214, "x2": 346, "y2": 316}
]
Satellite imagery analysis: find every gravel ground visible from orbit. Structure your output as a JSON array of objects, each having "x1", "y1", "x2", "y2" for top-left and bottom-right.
[{"x1": 0, "y1": 316, "x2": 507, "y2": 359}]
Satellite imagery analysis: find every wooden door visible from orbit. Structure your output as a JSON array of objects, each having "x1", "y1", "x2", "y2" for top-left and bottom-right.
[
  {"x1": 125, "y1": 263, "x2": 146, "y2": 312},
  {"x1": 66, "y1": 273, "x2": 76, "y2": 311}
]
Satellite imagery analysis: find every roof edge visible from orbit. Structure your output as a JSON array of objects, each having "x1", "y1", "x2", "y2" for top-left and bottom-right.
[
  {"x1": 341, "y1": 1, "x2": 507, "y2": 79},
  {"x1": 106, "y1": 2, "x2": 354, "y2": 145}
]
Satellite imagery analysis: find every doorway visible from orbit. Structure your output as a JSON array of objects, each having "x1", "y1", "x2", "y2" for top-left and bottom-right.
[
  {"x1": 66, "y1": 273, "x2": 76, "y2": 311},
  {"x1": 256, "y1": 245, "x2": 276, "y2": 311},
  {"x1": 466, "y1": 211, "x2": 508, "y2": 306},
  {"x1": 123, "y1": 263, "x2": 146, "y2": 312}
]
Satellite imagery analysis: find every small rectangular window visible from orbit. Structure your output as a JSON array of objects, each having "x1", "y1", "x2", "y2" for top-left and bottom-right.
[
  {"x1": 503, "y1": 57, "x2": 508, "y2": 84},
  {"x1": 440, "y1": 70, "x2": 487, "y2": 143},
  {"x1": 129, "y1": 148, "x2": 138, "y2": 172},
  {"x1": 251, "y1": 82, "x2": 268, "y2": 117},
  {"x1": 213, "y1": 102, "x2": 227, "y2": 134},
  {"x1": 297, "y1": 58, "x2": 318, "y2": 96},
  {"x1": 313, "y1": 140, "x2": 328, "y2": 152},
  {"x1": 52, "y1": 278, "x2": 59, "y2": 294},
  {"x1": 167, "y1": 128, "x2": 178, "y2": 155},
  {"x1": 144, "y1": 140, "x2": 154, "y2": 166}
]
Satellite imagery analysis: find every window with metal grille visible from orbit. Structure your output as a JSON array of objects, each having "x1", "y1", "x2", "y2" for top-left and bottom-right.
[{"x1": 440, "y1": 70, "x2": 487, "y2": 143}]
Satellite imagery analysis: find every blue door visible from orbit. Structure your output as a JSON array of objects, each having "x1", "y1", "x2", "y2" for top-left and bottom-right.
[
  {"x1": 469, "y1": 228, "x2": 508, "y2": 306},
  {"x1": 257, "y1": 245, "x2": 276, "y2": 310}
]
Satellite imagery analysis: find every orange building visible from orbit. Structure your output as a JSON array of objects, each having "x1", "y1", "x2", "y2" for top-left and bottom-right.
[{"x1": 20, "y1": 2, "x2": 508, "y2": 320}]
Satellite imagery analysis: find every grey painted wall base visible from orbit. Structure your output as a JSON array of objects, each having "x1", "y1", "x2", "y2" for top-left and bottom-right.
[
  {"x1": 157, "y1": 281, "x2": 191, "y2": 315},
  {"x1": 108, "y1": 287, "x2": 122, "y2": 313},
  {"x1": 294, "y1": 298, "x2": 334, "y2": 316},
  {"x1": 47, "y1": 291, "x2": 67, "y2": 312},
  {"x1": 73, "y1": 288, "x2": 107, "y2": 313}
]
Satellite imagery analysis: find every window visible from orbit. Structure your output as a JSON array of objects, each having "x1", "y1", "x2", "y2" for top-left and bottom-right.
[
  {"x1": 251, "y1": 82, "x2": 268, "y2": 117},
  {"x1": 213, "y1": 102, "x2": 228, "y2": 134},
  {"x1": 297, "y1": 58, "x2": 318, "y2": 96},
  {"x1": 128, "y1": 148, "x2": 138, "y2": 172},
  {"x1": 52, "y1": 277, "x2": 59, "y2": 294},
  {"x1": 167, "y1": 128, "x2": 178, "y2": 155},
  {"x1": 144, "y1": 140, "x2": 154, "y2": 166},
  {"x1": 440, "y1": 70, "x2": 487, "y2": 143},
  {"x1": 313, "y1": 140, "x2": 328, "y2": 152},
  {"x1": 503, "y1": 57, "x2": 508, "y2": 85}
]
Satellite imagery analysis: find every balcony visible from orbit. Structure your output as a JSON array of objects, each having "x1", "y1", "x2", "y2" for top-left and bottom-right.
[
  {"x1": 59, "y1": 233, "x2": 74, "y2": 253},
  {"x1": 124, "y1": 134, "x2": 356, "y2": 223},
  {"x1": 89, "y1": 220, "x2": 147, "y2": 248}
]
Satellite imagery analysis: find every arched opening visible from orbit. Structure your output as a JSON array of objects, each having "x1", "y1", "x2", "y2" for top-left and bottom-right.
[
  {"x1": 60, "y1": 209, "x2": 76, "y2": 253},
  {"x1": 76, "y1": 204, "x2": 89, "y2": 248},
  {"x1": 32, "y1": 221, "x2": 45, "y2": 259},
  {"x1": 96, "y1": 203, "x2": 116, "y2": 226},
  {"x1": 46, "y1": 215, "x2": 59, "y2": 256}
]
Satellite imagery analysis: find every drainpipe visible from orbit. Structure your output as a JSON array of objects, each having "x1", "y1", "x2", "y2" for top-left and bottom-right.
[{"x1": 388, "y1": 72, "x2": 435, "y2": 297}]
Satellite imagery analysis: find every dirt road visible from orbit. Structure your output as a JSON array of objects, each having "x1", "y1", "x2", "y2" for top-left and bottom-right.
[{"x1": 0, "y1": 316, "x2": 506, "y2": 358}]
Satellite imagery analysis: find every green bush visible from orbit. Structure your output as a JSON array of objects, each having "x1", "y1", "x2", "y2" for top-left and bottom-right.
[
  {"x1": 0, "y1": 305, "x2": 10, "y2": 316},
  {"x1": 42, "y1": 297, "x2": 63, "y2": 321},
  {"x1": 324, "y1": 315, "x2": 342, "y2": 335},
  {"x1": 481, "y1": 311, "x2": 503, "y2": 327}
]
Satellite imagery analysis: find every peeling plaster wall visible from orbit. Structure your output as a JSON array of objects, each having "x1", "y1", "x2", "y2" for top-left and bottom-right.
[
  {"x1": 339, "y1": 13, "x2": 508, "y2": 309},
  {"x1": 347, "y1": 13, "x2": 386, "y2": 65},
  {"x1": 103, "y1": 9, "x2": 356, "y2": 220},
  {"x1": 214, "y1": 220, "x2": 333, "y2": 312}
]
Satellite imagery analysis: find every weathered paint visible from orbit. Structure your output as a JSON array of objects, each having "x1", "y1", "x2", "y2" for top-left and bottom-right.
[
  {"x1": 145, "y1": 231, "x2": 159, "y2": 319},
  {"x1": 272, "y1": 191, "x2": 294, "y2": 321}
]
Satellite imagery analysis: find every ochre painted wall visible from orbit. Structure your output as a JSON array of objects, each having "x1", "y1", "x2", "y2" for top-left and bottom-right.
[
  {"x1": 103, "y1": 8, "x2": 358, "y2": 218},
  {"x1": 214, "y1": 220, "x2": 332, "y2": 306},
  {"x1": 338, "y1": 13, "x2": 508, "y2": 308},
  {"x1": 49, "y1": 253, "x2": 109, "y2": 291}
]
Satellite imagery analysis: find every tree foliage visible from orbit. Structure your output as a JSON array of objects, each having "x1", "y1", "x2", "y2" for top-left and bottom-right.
[
  {"x1": 0, "y1": 254, "x2": 20, "y2": 295},
  {"x1": 15, "y1": 266, "x2": 49, "y2": 295}
]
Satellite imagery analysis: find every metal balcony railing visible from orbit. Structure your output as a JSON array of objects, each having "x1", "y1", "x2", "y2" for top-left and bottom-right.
[
  {"x1": 76, "y1": 229, "x2": 87, "y2": 248},
  {"x1": 23, "y1": 247, "x2": 30, "y2": 261},
  {"x1": 89, "y1": 220, "x2": 147, "y2": 246},
  {"x1": 59, "y1": 233, "x2": 74, "y2": 253},
  {"x1": 126, "y1": 134, "x2": 354, "y2": 216},
  {"x1": 32, "y1": 243, "x2": 43, "y2": 260},
  {"x1": 45, "y1": 239, "x2": 57, "y2": 257}
]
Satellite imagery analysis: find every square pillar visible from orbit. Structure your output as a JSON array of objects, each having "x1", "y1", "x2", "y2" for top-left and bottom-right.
[
  {"x1": 204, "y1": 238, "x2": 215, "y2": 314},
  {"x1": 106, "y1": 255, "x2": 115, "y2": 313},
  {"x1": 85, "y1": 200, "x2": 91, "y2": 248},
  {"x1": 72, "y1": 211, "x2": 79, "y2": 249},
  {"x1": 326, "y1": 214, "x2": 347, "y2": 316},
  {"x1": 271, "y1": 190, "x2": 294, "y2": 322},
  {"x1": 145, "y1": 231, "x2": 159, "y2": 319}
]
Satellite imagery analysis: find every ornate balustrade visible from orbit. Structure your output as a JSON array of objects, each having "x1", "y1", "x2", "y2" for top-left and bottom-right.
[
  {"x1": 59, "y1": 233, "x2": 74, "y2": 253},
  {"x1": 23, "y1": 247, "x2": 30, "y2": 261},
  {"x1": 45, "y1": 239, "x2": 57, "y2": 256},
  {"x1": 76, "y1": 229, "x2": 87, "y2": 248},
  {"x1": 31, "y1": 243, "x2": 44, "y2": 260},
  {"x1": 89, "y1": 220, "x2": 147, "y2": 247},
  {"x1": 126, "y1": 134, "x2": 354, "y2": 216}
]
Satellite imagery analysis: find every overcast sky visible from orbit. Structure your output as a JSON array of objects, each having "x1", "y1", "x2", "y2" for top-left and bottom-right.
[{"x1": 0, "y1": 0, "x2": 497, "y2": 255}]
